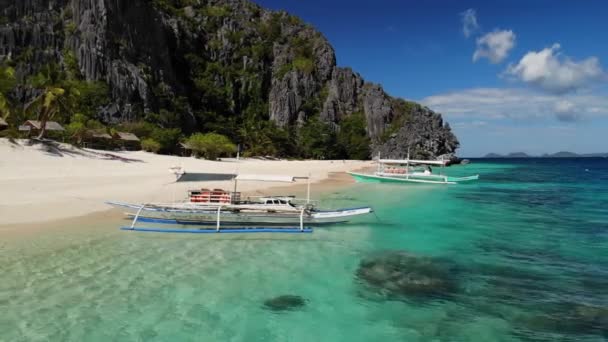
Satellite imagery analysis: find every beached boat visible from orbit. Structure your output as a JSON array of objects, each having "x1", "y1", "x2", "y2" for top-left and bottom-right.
[
  {"x1": 348, "y1": 158, "x2": 479, "y2": 185},
  {"x1": 107, "y1": 169, "x2": 373, "y2": 233},
  {"x1": 107, "y1": 200, "x2": 373, "y2": 226}
]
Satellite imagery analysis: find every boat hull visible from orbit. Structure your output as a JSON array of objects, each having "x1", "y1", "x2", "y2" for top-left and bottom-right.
[
  {"x1": 348, "y1": 172, "x2": 479, "y2": 184},
  {"x1": 107, "y1": 201, "x2": 372, "y2": 226},
  {"x1": 120, "y1": 226, "x2": 313, "y2": 234},
  {"x1": 447, "y1": 175, "x2": 479, "y2": 182},
  {"x1": 348, "y1": 172, "x2": 454, "y2": 184},
  {"x1": 349, "y1": 172, "x2": 479, "y2": 184}
]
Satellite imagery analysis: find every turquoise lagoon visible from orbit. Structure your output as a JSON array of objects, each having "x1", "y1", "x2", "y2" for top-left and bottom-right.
[{"x1": 1, "y1": 159, "x2": 607, "y2": 341}]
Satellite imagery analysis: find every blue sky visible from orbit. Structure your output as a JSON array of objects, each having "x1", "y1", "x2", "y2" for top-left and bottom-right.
[{"x1": 255, "y1": 0, "x2": 608, "y2": 156}]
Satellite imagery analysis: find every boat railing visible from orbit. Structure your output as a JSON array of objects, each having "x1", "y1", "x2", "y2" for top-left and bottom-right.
[
  {"x1": 378, "y1": 169, "x2": 408, "y2": 175},
  {"x1": 293, "y1": 199, "x2": 319, "y2": 204},
  {"x1": 124, "y1": 203, "x2": 309, "y2": 233},
  {"x1": 243, "y1": 195, "x2": 319, "y2": 205},
  {"x1": 132, "y1": 201, "x2": 310, "y2": 214},
  {"x1": 246, "y1": 195, "x2": 296, "y2": 199}
]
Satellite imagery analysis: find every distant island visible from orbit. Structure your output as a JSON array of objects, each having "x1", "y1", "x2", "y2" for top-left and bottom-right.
[
  {"x1": 483, "y1": 151, "x2": 608, "y2": 158},
  {"x1": 483, "y1": 152, "x2": 531, "y2": 158},
  {"x1": 507, "y1": 152, "x2": 531, "y2": 158}
]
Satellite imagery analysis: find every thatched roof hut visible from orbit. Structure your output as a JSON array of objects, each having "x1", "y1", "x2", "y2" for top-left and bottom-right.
[
  {"x1": 180, "y1": 142, "x2": 193, "y2": 156},
  {"x1": 113, "y1": 131, "x2": 140, "y2": 150},
  {"x1": 84, "y1": 129, "x2": 113, "y2": 149},
  {"x1": 88, "y1": 130, "x2": 112, "y2": 140},
  {"x1": 114, "y1": 131, "x2": 140, "y2": 142},
  {"x1": 20, "y1": 120, "x2": 65, "y2": 131}
]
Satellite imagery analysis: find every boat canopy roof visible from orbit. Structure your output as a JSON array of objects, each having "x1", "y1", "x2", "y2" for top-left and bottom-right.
[
  {"x1": 172, "y1": 168, "x2": 307, "y2": 183},
  {"x1": 235, "y1": 174, "x2": 300, "y2": 182},
  {"x1": 175, "y1": 172, "x2": 235, "y2": 182},
  {"x1": 379, "y1": 159, "x2": 447, "y2": 166}
]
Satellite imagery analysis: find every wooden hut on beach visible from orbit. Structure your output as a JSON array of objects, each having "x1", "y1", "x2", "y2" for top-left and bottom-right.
[
  {"x1": 0, "y1": 117, "x2": 7, "y2": 130},
  {"x1": 86, "y1": 129, "x2": 113, "y2": 149},
  {"x1": 18, "y1": 120, "x2": 65, "y2": 137},
  {"x1": 113, "y1": 131, "x2": 140, "y2": 150},
  {"x1": 89, "y1": 131, "x2": 112, "y2": 140},
  {"x1": 180, "y1": 142, "x2": 193, "y2": 156}
]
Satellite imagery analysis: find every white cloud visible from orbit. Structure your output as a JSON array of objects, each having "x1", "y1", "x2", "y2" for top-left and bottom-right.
[
  {"x1": 553, "y1": 100, "x2": 580, "y2": 122},
  {"x1": 421, "y1": 88, "x2": 608, "y2": 122},
  {"x1": 588, "y1": 107, "x2": 604, "y2": 113},
  {"x1": 504, "y1": 44, "x2": 605, "y2": 94},
  {"x1": 473, "y1": 30, "x2": 516, "y2": 64},
  {"x1": 553, "y1": 100, "x2": 575, "y2": 113},
  {"x1": 453, "y1": 120, "x2": 487, "y2": 129},
  {"x1": 460, "y1": 9, "x2": 479, "y2": 38},
  {"x1": 424, "y1": 89, "x2": 608, "y2": 156}
]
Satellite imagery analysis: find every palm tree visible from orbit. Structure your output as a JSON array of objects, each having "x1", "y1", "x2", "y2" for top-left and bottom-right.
[
  {"x1": 0, "y1": 66, "x2": 16, "y2": 121},
  {"x1": 0, "y1": 94, "x2": 10, "y2": 119},
  {"x1": 24, "y1": 86, "x2": 67, "y2": 139},
  {"x1": 238, "y1": 118, "x2": 277, "y2": 156},
  {"x1": 24, "y1": 65, "x2": 79, "y2": 139}
]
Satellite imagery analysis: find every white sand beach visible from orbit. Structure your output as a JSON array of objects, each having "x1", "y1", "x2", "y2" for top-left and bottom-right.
[{"x1": 0, "y1": 139, "x2": 372, "y2": 225}]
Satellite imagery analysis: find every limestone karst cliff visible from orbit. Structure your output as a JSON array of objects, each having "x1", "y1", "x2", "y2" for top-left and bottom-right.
[{"x1": 0, "y1": 0, "x2": 459, "y2": 158}]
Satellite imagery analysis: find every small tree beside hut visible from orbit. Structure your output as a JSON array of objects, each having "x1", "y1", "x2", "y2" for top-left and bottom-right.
[
  {"x1": 184, "y1": 133, "x2": 236, "y2": 160},
  {"x1": 0, "y1": 66, "x2": 15, "y2": 120},
  {"x1": 141, "y1": 138, "x2": 161, "y2": 153}
]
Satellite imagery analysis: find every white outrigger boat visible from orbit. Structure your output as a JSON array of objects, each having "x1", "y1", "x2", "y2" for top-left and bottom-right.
[
  {"x1": 348, "y1": 158, "x2": 479, "y2": 185},
  {"x1": 107, "y1": 169, "x2": 373, "y2": 233}
]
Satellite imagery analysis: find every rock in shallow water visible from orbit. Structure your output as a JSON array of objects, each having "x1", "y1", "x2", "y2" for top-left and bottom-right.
[
  {"x1": 356, "y1": 251, "x2": 457, "y2": 300},
  {"x1": 263, "y1": 295, "x2": 307, "y2": 311},
  {"x1": 522, "y1": 302, "x2": 608, "y2": 337}
]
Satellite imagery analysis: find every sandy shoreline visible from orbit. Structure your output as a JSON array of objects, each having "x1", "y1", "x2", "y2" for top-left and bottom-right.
[{"x1": 0, "y1": 139, "x2": 372, "y2": 226}]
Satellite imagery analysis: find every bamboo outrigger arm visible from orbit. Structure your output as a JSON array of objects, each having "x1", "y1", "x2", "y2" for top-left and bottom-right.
[{"x1": 130, "y1": 203, "x2": 147, "y2": 229}]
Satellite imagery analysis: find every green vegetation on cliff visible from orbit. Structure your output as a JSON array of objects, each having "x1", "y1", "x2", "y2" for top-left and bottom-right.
[{"x1": 0, "y1": 0, "x2": 459, "y2": 159}]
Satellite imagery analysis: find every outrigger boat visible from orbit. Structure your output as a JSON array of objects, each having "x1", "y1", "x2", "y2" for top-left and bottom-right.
[
  {"x1": 107, "y1": 169, "x2": 373, "y2": 233},
  {"x1": 348, "y1": 158, "x2": 479, "y2": 185}
]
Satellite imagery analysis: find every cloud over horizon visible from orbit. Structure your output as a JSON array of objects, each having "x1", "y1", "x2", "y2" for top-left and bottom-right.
[
  {"x1": 420, "y1": 87, "x2": 608, "y2": 123},
  {"x1": 504, "y1": 44, "x2": 605, "y2": 94},
  {"x1": 460, "y1": 9, "x2": 479, "y2": 38},
  {"x1": 553, "y1": 100, "x2": 581, "y2": 122},
  {"x1": 473, "y1": 30, "x2": 516, "y2": 64}
]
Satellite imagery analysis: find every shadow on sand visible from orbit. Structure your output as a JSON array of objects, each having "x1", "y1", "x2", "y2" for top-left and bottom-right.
[{"x1": 26, "y1": 139, "x2": 144, "y2": 163}]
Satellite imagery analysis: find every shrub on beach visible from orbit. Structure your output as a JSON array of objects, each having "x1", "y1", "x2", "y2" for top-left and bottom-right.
[
  {"x1": 141, "y1": 138, "x2": 161, "y2": 153},
  {"x1": 185, "y1": 132, "x2": 236, "y2": 160},
  {"x1": 117, "y1": 121, "x2": 181, "y2": 154}
]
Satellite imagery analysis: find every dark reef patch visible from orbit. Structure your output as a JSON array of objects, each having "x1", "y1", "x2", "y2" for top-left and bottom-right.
[
  {"x1": 355, "y1": 251, "x2": 458, "y2": 301},
  {"x1": 517, "y1": 302, "x2": 608, "y2": 338},
  {"x1": 263, "y1": 295, "x2": 307, "y2": 312}
]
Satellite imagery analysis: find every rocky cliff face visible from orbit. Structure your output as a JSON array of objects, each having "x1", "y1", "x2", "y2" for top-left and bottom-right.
[{"x1": 0, "y1": 0, "x2": 459, "y2": 158}]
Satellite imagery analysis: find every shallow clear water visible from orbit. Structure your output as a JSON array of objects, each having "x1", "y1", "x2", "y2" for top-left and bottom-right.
[{"x1": 1, "y1": 159, "x2": 607, "y2": 341}]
